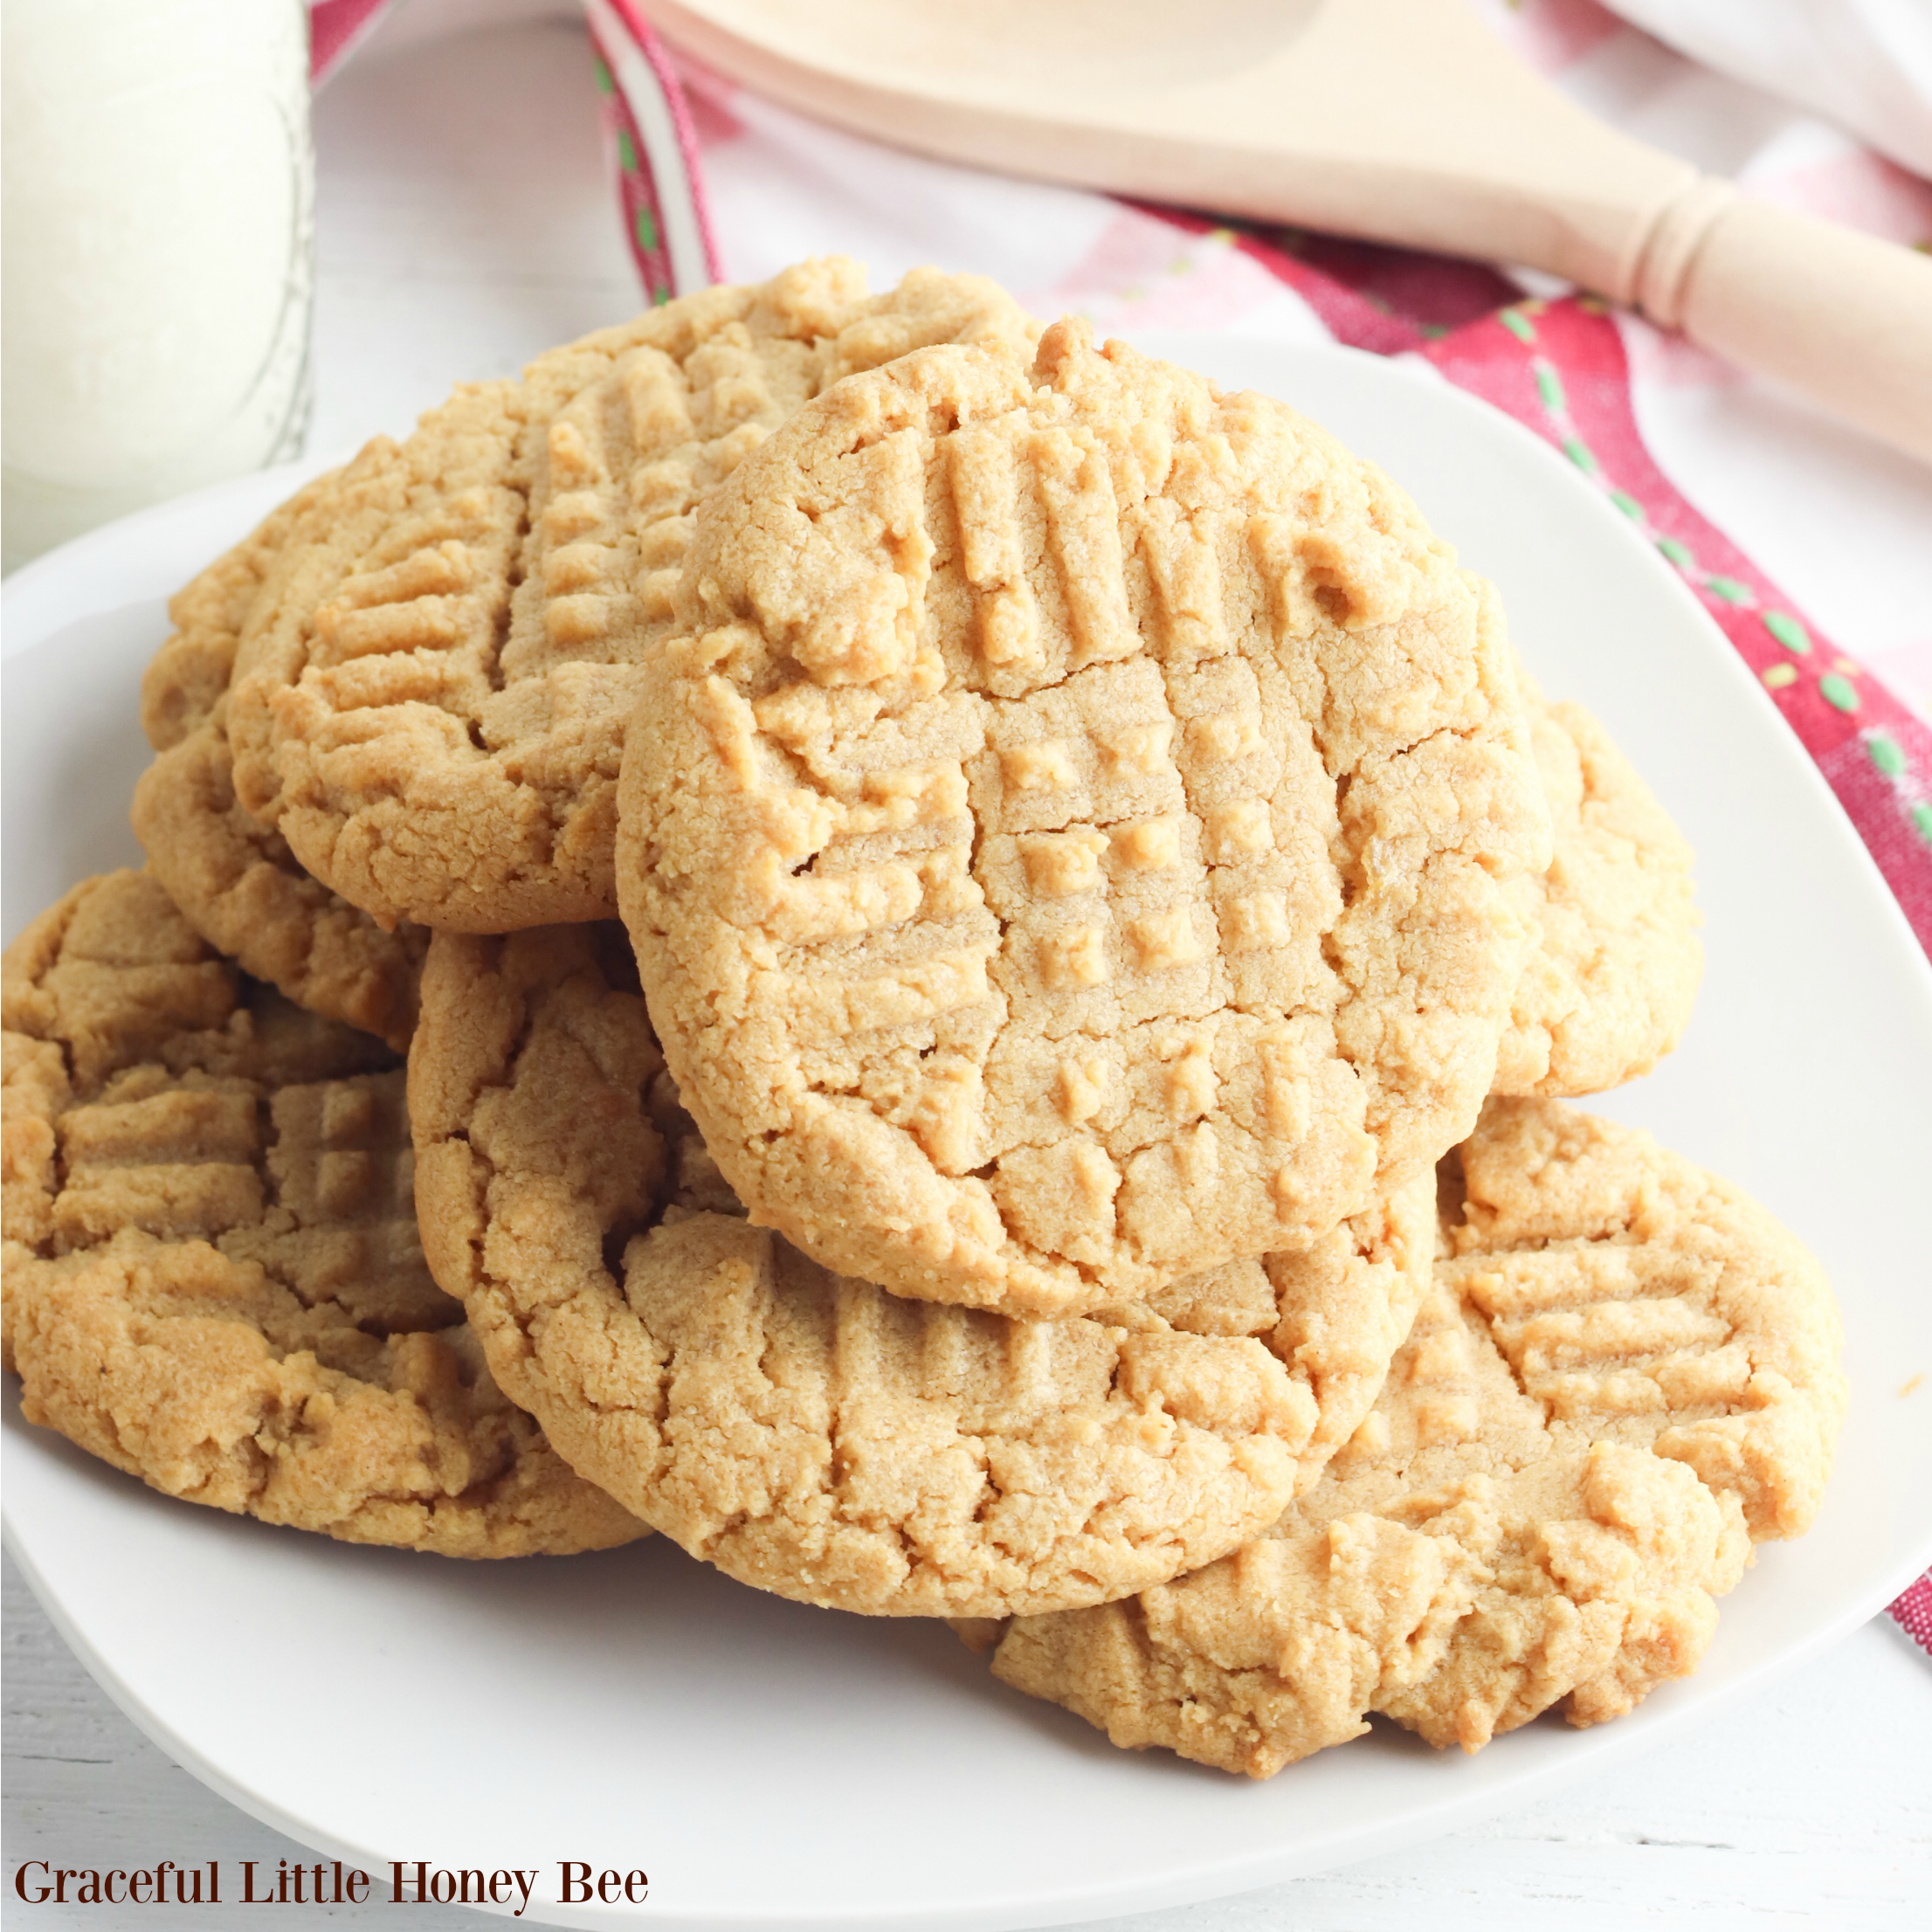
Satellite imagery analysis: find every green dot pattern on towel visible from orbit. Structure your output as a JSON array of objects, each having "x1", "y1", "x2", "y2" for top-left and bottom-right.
[
  {"x1": 1486, "y1": 306, "x2": 1903, "y2": 824},
  {"x1": 634, "y1": 205, "x2": 659, "y2": 252},
  {"x1": 618, "y1": 128, "x2": 638, "y2": 172},
  {"x1": 1868, "y1": 732, "x2": 1908, "y2": 778},
  {"x1": 593, "y1": 58, "x2": 613, "y2": 96},
  {"x1": 1914, "y1": 802, "x2": 1932, "y2": 847}
]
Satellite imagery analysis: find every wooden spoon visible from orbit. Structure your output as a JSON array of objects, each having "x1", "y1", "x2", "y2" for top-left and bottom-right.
[{"x1": 638, "y1": 0, "x2": 1932, "y2": 465}]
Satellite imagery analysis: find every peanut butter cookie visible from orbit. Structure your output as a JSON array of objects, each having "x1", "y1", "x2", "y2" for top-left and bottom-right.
[
  {"x1": 139, "y1": 460, "x2": 357, "y2": 752},
  {"x1": 132, "y1": 702, "x2": 427, "y2": 1051},
  {"x1": 976, "y1": 1098, "x2": 1843, "y2": 1775},
  {"x1": 3, "y1": 870, "x2": 643, "y2": 1557},
  {"x1": 226, "y1": 260, "x2": 1039, "y2": 932},
  {"x1": 409, "y1": 923, "x2": 1436, "y2": 1617},
  {"x1": 1494, "y1": 669, "x2": 1701, "y2": 1097},
  {"x1": 618, "y1": 324, "x2": 1551, "y2": 1317},
  {"x1": 134, "y1": 459, "x2": 428, "y2": 1050}
]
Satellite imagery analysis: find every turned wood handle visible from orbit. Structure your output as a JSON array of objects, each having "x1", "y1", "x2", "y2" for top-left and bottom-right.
[{"x1": 1637, "y1": 184, "x2": 1932, "y2": 465}]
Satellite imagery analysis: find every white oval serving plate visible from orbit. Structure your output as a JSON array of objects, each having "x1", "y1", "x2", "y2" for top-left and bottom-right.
[{"x1": 5, "y1": 338, "x2": 1931, "y2": 1932}]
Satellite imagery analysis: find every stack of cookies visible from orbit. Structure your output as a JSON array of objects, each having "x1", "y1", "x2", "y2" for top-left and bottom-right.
[{"x1": 1, "y1": 258, "x2": 1844, "y2": 1779}]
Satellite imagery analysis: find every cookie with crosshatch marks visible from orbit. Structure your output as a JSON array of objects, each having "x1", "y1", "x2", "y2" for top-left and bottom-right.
[
  {"x1": 224, "y1": 259, "x2": 1039, "y2": 933},
  {"x1": 1492, "y1": 670, "x2": 1701, "y2": 1098},
  {"x1": 1, "y1": 870, "x2": 644, "y2": 1556},
  {"x1": 407, "y1": 921, "x2": 1436, "y2": 1617},
  {"x1": 134, "y1": 452, "x2": 430, "y2": 1052},
  {"x1": 975, "y1": 1098, "x2": 1844, "y2": 1776},
  {"x1": 133, "y1": 703, "x2": 429, "y2": 1053},
  {"x1": 140, "y1": 459, "x2": 351, "y2": 755},
  {"x1": 617, "y1": 321, "x2": 1553, "y2": 1318}
]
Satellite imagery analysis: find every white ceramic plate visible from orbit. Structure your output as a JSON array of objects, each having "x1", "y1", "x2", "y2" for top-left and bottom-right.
[{"x1": 6, "y1": 340, "x2": 1931, "y2": 1932}]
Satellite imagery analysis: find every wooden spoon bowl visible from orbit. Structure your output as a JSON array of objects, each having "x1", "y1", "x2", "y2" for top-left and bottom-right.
[{"x1": 640, "y1": 0, "x2": 1932, "y2": 464}]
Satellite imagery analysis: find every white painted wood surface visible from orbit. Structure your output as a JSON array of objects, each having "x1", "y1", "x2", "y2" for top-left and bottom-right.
[{"x1": 5, "y1": 15, "x2": 1931, "y2": 1926}]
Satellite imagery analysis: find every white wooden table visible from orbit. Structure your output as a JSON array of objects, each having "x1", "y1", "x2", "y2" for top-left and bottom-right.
[{"x1": 7, "y1": 16, "x2": 1931, "y2": 1926}]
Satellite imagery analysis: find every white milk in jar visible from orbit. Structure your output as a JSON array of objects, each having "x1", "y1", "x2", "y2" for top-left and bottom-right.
[{"x1": 3, "y1": 0, "x2": 314, "y2": 569}]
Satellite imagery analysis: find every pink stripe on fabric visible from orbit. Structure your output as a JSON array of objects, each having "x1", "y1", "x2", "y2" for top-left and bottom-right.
[
  {"x1": 308, "y1": 0, "x2": 394, "y2": 86},
  {"x1": 1419, "y1": 298, "x2": 1932, "y2": 954},
  {"x1": 600, "y1": 0, "x2": 724, "y2": 286},
  {"x1": 1156, "y1": 210, "x2": 1521, "y2": 353},
  {"x1": 1890, "y1": 1571, "x2": 1932, "y2": 1654},
  {"x1": 587, "y1": 15, "x2": 680, "y2": 305}
]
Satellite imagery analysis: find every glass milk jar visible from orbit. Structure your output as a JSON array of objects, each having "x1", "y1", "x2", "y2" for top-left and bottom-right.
[{"x1": 3, "y1": 0, "x2": 314, "y2": 570}]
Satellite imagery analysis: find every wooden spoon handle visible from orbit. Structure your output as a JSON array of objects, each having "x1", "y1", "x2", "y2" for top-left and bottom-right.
[{"x1": 1633, "y1": 182, "x2": 1932, "y2": 465}]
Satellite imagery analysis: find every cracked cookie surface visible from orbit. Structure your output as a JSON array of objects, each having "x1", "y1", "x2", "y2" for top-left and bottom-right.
[
  {"x1": 227, "y1": 260, "x2": 1039, "y2": 932},
  {"x1": 618, "y1": 323, "x2": 1551, "y2": 1317},
  {"x1": 978, "y1": 1097, "x2": 1843, "y2": 1775},
  {"x1": 1494, "y1": 673, "x2": 1701, "y2": 1097},
  {"x1": 408, "y1": 922, "x2": 1435, "y2": 1618},
  {"x1": 2, "y1": 869, "x2": 643, "y2": 1556}
]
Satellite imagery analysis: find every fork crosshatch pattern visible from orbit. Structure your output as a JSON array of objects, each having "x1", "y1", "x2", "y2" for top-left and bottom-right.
[
  {"x1": 618, "y1": 327, "x2": 1551, "y2": 1317},
  {"x1": 1, "y1": 870, "x2": 645, "y2": 1555},
  {"x1": 223, "y1": 265, "x2": 1038, "y2": 933}
]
